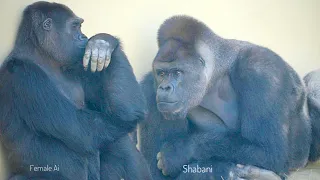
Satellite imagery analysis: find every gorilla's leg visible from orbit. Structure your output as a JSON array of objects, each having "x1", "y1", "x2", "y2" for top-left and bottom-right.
[{"x1": 100, "y1": 135, "x2": 152, "y2": 180}]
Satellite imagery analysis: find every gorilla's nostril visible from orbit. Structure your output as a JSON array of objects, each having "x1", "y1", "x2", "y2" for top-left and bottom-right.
[{"x1": 159, "y1": 84, "x2": 173, "y2": 92}]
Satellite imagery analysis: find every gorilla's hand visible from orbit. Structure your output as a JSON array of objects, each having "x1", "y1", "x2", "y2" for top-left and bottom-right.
[
  {"x1": 229, "y1": 164, "x2": 282, "y2": 180},
  {"x1": 83, "y1": 33, "x2": 118, "y2": 72},
  {"x1": 157, "y1": 139, "x2": 191, "y2": 177}
]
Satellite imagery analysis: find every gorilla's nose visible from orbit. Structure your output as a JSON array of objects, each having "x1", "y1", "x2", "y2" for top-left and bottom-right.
[{"x1": 158, "y1": 83, "x2": 174, "y2": 93}]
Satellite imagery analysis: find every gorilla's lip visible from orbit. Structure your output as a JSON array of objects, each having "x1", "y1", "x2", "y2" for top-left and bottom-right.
[
  {"x1": 157, "y1": 101, "x2": 178, "y2": 105},
  {"x1": 157, "y1": 101, "x2": 179, "y2": 112}
]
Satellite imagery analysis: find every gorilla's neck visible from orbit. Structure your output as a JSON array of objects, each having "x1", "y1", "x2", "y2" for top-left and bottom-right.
[{"x1": 12, "y1": 43, "x2": 63, "y2": 77}]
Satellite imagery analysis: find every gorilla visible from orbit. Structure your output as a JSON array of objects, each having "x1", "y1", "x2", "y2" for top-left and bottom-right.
[
  {"x1": 304, "y1": 69, "x2": 320, "y2": 162},
  {"x1": 138, "y1": 15, "x2": 311, "y2": 180},
  {"x1": 0, "y1": 2, "x2": 151, "y2": 180}
]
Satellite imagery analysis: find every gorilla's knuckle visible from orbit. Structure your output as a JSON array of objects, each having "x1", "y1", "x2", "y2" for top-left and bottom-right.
[
  {"x1": 97, "y1": 59, "x2": 104, "y2": 64},
  {"x1": 98, "y1": 51, "x2": 107, "y2": 57},
  {"x1": 91, "y1": 54, "x2": 98, "y2": 59},
  {"x1": 84, "y1": 53, "x2": 91, "y2": 58}
]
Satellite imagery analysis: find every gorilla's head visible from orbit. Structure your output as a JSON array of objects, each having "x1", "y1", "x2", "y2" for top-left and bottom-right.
[
  {"x1": 153, "y1": 39, "x2": 210, "y2": 120},
  {"x1": 153, "y1": 15, "x2": 218, "y2": 120},
  {"x1": 15, "y1": 1, "x2": 88, "y2": 66}
]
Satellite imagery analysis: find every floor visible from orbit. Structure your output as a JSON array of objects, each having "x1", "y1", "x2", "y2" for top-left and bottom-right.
[{"x1": 288, "y1": 162, "x2": 320, "y2": 180}]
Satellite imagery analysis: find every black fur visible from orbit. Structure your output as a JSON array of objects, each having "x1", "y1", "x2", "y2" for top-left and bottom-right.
[
  {"x1": 304, "y1": 70, "x2": 320, "y2": 162},
  {"x1": 139, "y1": 15, "x2": 311, "y2": 180},
  {"x1": 0, "y1": 2, "x2": 151, "y2": 180}
]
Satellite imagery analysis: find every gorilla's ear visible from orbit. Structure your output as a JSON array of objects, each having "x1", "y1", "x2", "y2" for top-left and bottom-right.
[{"x1": 43, "y1": 18, "x2": 52, "y2": 31}]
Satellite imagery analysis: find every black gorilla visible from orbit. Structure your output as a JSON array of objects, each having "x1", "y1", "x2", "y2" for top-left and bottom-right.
[
  {"x1": 304, "y1": 70, "x2": 320, "y2": 162},
  {"x1": 0, "y1": 2, "x2": 151, "y2": 180},
  {"x1": 138, "y1": 15, "x2": 311, "y2": 180}
]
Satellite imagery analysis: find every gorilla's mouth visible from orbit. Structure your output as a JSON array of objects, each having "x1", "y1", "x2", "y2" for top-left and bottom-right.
[{"x1": 157, "y1": 101, "x2": 179, "y2": 112}]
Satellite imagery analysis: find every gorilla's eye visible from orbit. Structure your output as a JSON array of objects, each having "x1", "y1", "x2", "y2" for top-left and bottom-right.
[
  {"x1": 174, "y1": 70, "x2": 182, "y2": 76},
  {"x1": 72, "y1": 22, "x2": 81, "y2": 28},
  {"x1": 159, "y1": 71, "x2": 165, "y2": 77}
]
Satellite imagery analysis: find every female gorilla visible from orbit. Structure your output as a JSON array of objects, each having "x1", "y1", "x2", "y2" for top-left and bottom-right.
[{"x1": 0, "y1": 2, "x2": 151, "y2": 180}]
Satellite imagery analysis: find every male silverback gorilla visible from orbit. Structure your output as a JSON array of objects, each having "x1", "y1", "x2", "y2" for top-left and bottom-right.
[
  {"x1": 139, "y1": 15, "x2": 311, "y2": 180},
  {"x1": 0, "y1": 2, "x2": 151, "y2": 180}
]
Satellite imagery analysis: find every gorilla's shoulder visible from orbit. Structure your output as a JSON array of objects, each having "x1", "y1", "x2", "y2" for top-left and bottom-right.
[
  {"x1": 304, "y1": 69, "x2": 320, "y2": 85},
  {"x1": 140, "y1": 72, "x2": 156, "y2": 105},
  {"x1": 1, "y1": 58, "x2": 48, "y2": 83},
  {"x1": 233, "y1": 45, "x2": 289, "y2": 75},
  {"x1": 3, "y1": 58, "x2": 39, "y2": 73}
]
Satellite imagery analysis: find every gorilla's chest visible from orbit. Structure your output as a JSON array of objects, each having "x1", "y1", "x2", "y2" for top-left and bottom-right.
[
  {"x1": 54, "y1": 76, "x2": 85, "y2": 109},
  {"x1": 189, "y1": 75, "x2": 239, "y2": 131}
]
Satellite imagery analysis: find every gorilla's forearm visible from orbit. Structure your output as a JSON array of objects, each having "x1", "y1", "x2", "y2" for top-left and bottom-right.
[
  {"x1": 186, "y1": 130, "x2": 286, "y2": 173},
  {"x1": 83, "y1": 33, "x2": 146, "y2": 130},
  {"x1": 99, "y1": 34, "x2": 146, "y2": 128}
]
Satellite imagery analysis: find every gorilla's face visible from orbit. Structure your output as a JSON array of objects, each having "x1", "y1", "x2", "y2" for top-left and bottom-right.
[
  {"x1": 41, "y1": 13, "x2": 88, "y2": 66},
  {"x1": 153, "y1": 42, "x2": 208, "y2": 120},
  {"x1": 55, "y1": 16, "x2": 88, "y2": 65},
  {"x1": 63, "y1": 16, "x2": 88, "y2": 64}
]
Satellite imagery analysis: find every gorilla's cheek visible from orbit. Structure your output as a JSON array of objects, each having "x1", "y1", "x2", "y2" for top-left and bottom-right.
[{"x1": 65, "y1": 42, "x2": 86, "y2": 64}]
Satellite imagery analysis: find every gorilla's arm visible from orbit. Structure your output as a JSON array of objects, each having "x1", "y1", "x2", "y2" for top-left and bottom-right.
[
  {"x1": 158, "y1": 49, "x2": 290, "y2": 176},
  {"x1": 0, "y1": 59, "x2": 132, "y2": 155},
  {"x1": 99, "y1": 34, "x2": 146, "y2": 129},
  {"x1": 194, "y1": 49, "x2": 289, "y2": 173},
  {"x1": 83, "y1": 34, "x2": 146, "y2": 130}
]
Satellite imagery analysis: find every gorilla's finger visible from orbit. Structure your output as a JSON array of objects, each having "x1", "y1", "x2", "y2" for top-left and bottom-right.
[
  {"x1": 234, "y1": 164, "x2": 259, "y2": 178},
  {"x1": 104, "y1": 49, "x2": 112, "y2": 69},
  {"x1": 97, "y1": 48, "x2": 106, "y2": 72},
  {"x1": 83, "y1": 46, "x2": 91, "y2": 71},
  {"x1": 90, "y1": 48, "x2": 99, "y2": 72},
  {"x1": 234, "y1": 164, "x2": 281, "y2": 180},
  {"x1": 157, "y1": 159, "x2": 163, "y2": 170},
  {"x1": 156, "y1": 152, "x2": 161, "y2": 160},
  {"x1": 162, "y1": 169, "x2": 168, "y2": 176}
]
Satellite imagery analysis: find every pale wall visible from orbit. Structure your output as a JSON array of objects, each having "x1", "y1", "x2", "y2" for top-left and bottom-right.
[
  {"x1": 0, "y1": 0, "x2": 320, "y2": 178},
  {"x1": 1, "y1": 0, "x2": 320, "y2": 79}
]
